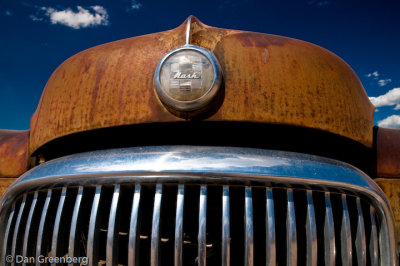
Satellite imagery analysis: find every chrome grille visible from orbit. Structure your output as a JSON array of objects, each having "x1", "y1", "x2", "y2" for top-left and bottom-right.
[
  {"x1": 0, "y1": 146, "x2": 396, "y2": 265},
  {"x1": 0, "y1": 184, "x2": 387, "y2": 265}
]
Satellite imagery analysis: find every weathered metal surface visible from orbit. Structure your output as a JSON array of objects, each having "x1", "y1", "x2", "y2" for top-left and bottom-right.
[
  {"x1": 376, "y1": 127, "x2": 400, "y2": 178},
  {"x1": 0, "y1": 178, "x2": 17, "y2": 197},
  {"x1": 376, "y1": 178, "x2": 400, "y2": 249},
  {"x1": 29, "y1": 17, "x2": 374, "y2": 154},
  {"x1": 0, "y1": 130, "x2": 29, "y2": 177}
]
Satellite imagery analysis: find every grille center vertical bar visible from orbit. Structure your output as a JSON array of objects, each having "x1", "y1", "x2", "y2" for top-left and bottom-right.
[
  {"x1": 68, "y1": 187, "x2": 84, "y2": 265},
  {"x1": 324, "y1": 192, "x2": 335, "y2": 266},
  {"x1": 174, "y1": 185, "x2": 184, "y2": 266},
  {"x1": 128, "y1": 185, "x2": 141, "y2": 266},
  {"x1": 151, "y1": 184, "x2": 163, "y2": 266},
  {"x1": 222, "y1": 186, "x2": 230, "y2": 266},
  {"x1": 87, "y1": 186, "x2": 102, "y2": 266},
  {"x1": 198, "y1": 185, "x2": 207, "y2": 266},
  {"x1": 265, "y1": 188, "x2": 276, "y2": 266},
  {"x1": 286, "y1": 189, "x2": 297, "y2": 266},
  {"x1": 244, "y1": 187, "x2": 254, "y2": 266},
  {"x1": 36, "y1": 190, "x2": 53, "y2": 266},
  {"x1": 51, "y1": 187, "x2": 67, "y2": 266},
  {"x1": 340, "y1": 194, "x2": 352, "y2": 266},
  {"x1": 107, "y1": 185, "x2": 121, "y2": 266},
  {"x1": 306, "y1": 190, "x2": 317, "y2": 266}
]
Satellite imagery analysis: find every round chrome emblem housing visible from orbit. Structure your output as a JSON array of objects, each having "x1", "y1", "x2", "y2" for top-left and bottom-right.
[{"x1": 154, "y1": 44, "x2": 222, "y2": 112}]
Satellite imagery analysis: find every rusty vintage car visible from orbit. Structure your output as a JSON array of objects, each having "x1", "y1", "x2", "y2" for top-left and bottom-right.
[{"x1": 0, "y1": 16, "x2": 399, "y2": 265}]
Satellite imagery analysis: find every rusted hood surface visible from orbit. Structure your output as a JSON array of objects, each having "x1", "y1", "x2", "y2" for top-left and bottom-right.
[
  {"x1": 0, "y1": 130, "x2": 29, "y2": 177},
  {"x1": 30, "y1": 17, "x2": 374, "y2": 154},
  {"x1": 376, "y1": 127, "x2": 400, "y2": 178}
]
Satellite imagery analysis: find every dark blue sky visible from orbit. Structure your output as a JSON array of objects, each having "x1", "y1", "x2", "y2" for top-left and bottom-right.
[{"x1": 1, "y1": 0, "x2": 400, "y2": 129}]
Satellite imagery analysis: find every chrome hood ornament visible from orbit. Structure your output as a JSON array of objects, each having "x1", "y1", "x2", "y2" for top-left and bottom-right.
[{"x1": 154, "y1": 16, "x2": 223, "y2": 115}]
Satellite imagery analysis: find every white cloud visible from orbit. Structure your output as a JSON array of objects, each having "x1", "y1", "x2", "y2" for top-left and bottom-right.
[
  {"x1": 365, "y1": 71, "x2": 392, "y2": 87},
  {"x1": 369, "y1": 88, "x2": 400, "y2": 109},
  {"x1": 29, "y1": 14, "x2": 43, "y2": 21},
  {"x1": 378, "y1": 78, "x2": 392, "y2": 87},
  {"x1": 366, "y1": 71, "x2": 379, "y2": 78},
  {"x1": 130, "y1": 0, "x2": 142, "y2": 10},
  {"x1": 38, "y1": 6, "x2": 109, "y2": 29},
  {"x1": 378, "y1": 115, "x2": 400, "y2": 129}
]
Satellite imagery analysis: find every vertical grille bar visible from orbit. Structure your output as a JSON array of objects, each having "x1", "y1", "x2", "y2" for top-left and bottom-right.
[
  {"x1": 128, "y1": 185, "x2": 141, "y2": 266},
  {"x1": 265, "y1": 188, "x2": 275, "y2": 266},
  {"x1": 11, "y1": 194, "x2": 27, "y2": 266},
  {"x1": 222, "y1": 186, "x2": 230, "y2": 266},
  {"x1": 2, "y1": 202, "x2": 16, "y2": 265},
  {"x1": 107, "y1": 185, "x2": 121, "y2": 266},
  {"x1": 174, "y1": 185, "x2": 184, "y2": 266},
  {"x1": 87, "y1": 186, "x2": 102, "y2": 266},
  {"x1": 306, "y1": 190, "x2": 317, "y2": 266},
  {"x1": 68, "y1": 187, "x2": 83, "y2": 265},
  {"x1": 355, "y1": 198, "x2": 366, "y2": 266},
  {"x1": 341, "y1": 194, "x2": 352, "y2": 266},
  {"x1": 244, "y1": 187, "x2": 254, "y2": 266},
  {"x1": 23, "y1": 192, "x2": 39, "y2": 264},
  {"x1": 36, "y1": 190, "x2": 52, "y2": 266},
  {"x1": 324, "y1": 192, "x2": 335, "y2": 266},
  {"x1": 151, "y1": 184, "x2": 162, "y2": 266},
  {"x1": 286, "y1": 189, "x2": 297, "y2": 266},
  {"x1": 51, "y1": 187, "x2": 67, "y2": 265},
  {"x1": 369, "y1": 206, "x2": 378, "y2": 266},
  {"x1": 198, "y1": 185, "x2": 207, "y2": 266}
]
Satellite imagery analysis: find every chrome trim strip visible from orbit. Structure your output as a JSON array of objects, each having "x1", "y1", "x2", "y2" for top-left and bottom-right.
[
  {"x1": 68, "y1": 187, "x2": 83, "y2": 265},
  {"x1": 0, "y1": 146, "x2": 396, "y2": 265},
  {"x1": 6, "y1": 147, "x2": 380, "y2": 186},
  {"x1": 11, "y1": 194, "x2": 27, "y2": 266},
  {"x1": 23, "y1": 192, "x2": 39, "y2": 265},
  {"x1": 198, "y1": 185, "x2": 207, "y2": 266},
  {"x1": 222, "y1": 186, "x2": 230, "y2": 266},
  {"x1": 2, "y1": 202, "x2": 16, "y2": 266},
  {"x1": 341, "y1": 195, "x2": 352, "y2": 266},
  {"x1": 306, "y1": 190, "x2": 317, "y2": 266},
  {"x1": 265, "y1": 188, "x2": 275, "y2": 266},
  {"x1": 355, "y1": 198, "x2": 366, "y2": 266},
  {"x1": 51, "y1": 187, "x2": 67, "y2": 264},
  {"x1": 151, "y1": 184, "x2": 162, "y2": 266},
  {"x1": 87, "y1": 186, "x2": 101, "y2": 266},
  {"x1": 185, "y1": 15, "x2": 192, "y2": 45},
  {"x1": 286, "y1": 189, "x2": 297, "y2": 266},
  {"x1": 324, "y1": 192, "x2": 335, "y2": 266},
  {"x1": 370, "y1": 206, "x2": 379, "y2": 266},
  {"x1": 128, "y1": 185, "x2": 141, "y2": 266},
  {"x1": 36, "y1": 190, "x2": 52, "y2": 266},
  {"x1": 174, "y1": 185, "x2": 184, "y2": 266},
  {"x1": 244, "y1": 187, "x2": 254, "y2": 266},
  {"x1": 107, "y1": 185, "x2": 120, "y2": 266}
]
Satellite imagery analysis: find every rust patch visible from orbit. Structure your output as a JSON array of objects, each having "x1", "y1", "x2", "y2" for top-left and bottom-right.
[
  {"x1": 376, "y1": 127, "x2": 400, "y2": 178},
  {"x1": 234, "y1": 32, "x2": 290, "y2": 47},
  {"x1": 376, "y1": 178, "x2": 400, "y2": 251},
  {"x1": 0, "y1": 178, "x2": 17, "y2": 197},
  {"x1": 0, "y1": 130, "x2": 29, "y2": 177}
]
